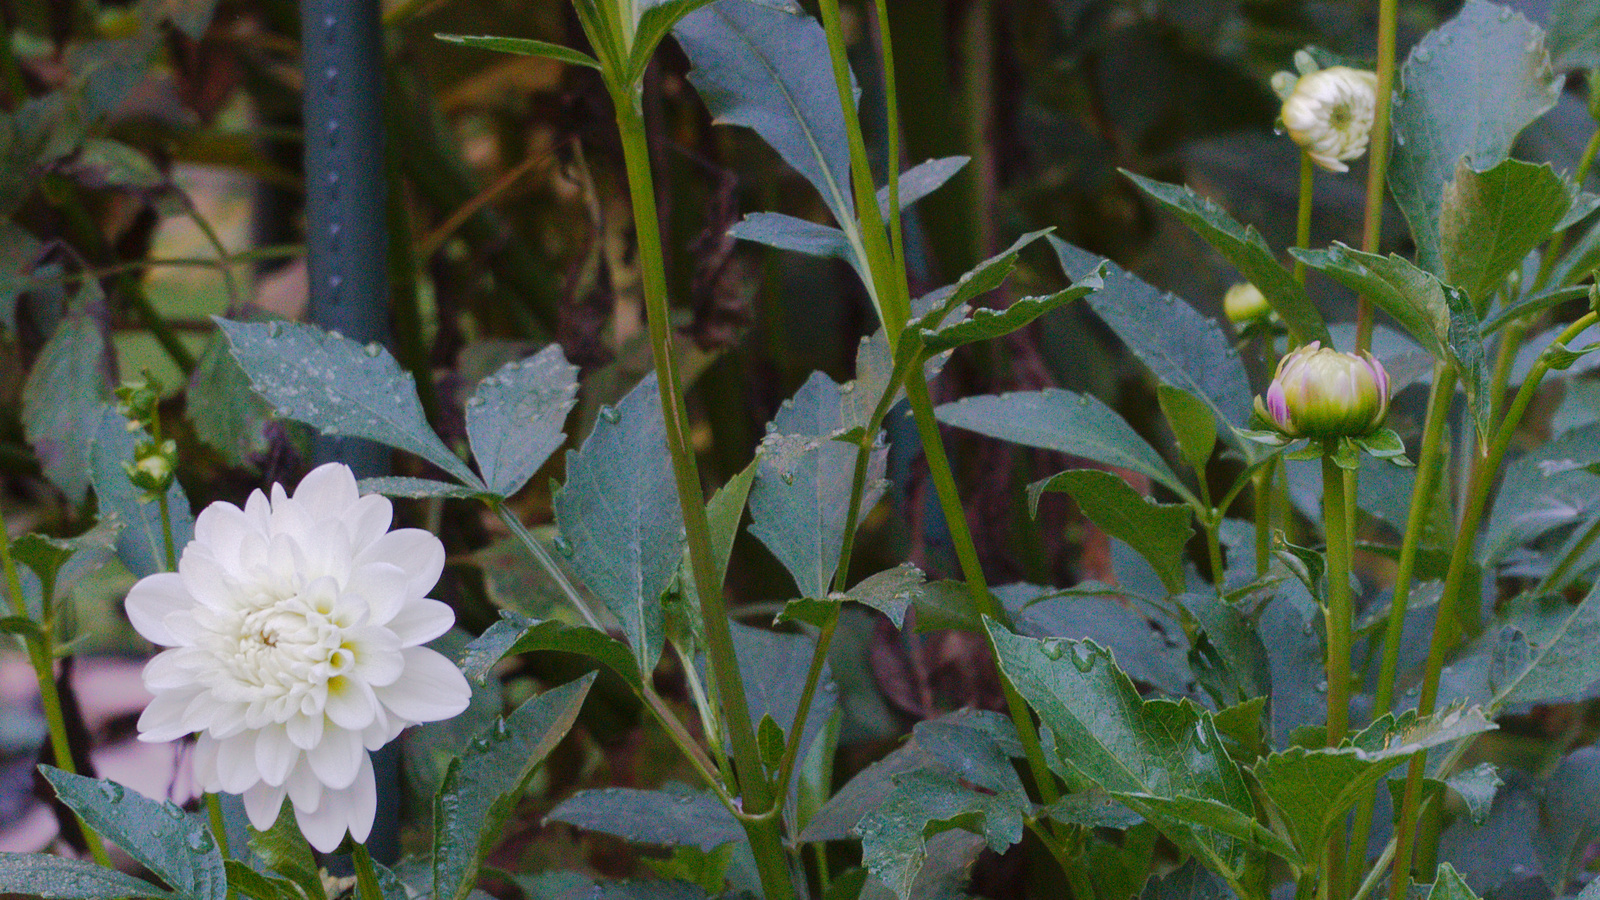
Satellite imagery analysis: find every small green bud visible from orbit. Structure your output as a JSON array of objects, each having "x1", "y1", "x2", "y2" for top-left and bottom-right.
[
  {"x1": 1255, "y1": 341, "x2": 1391, "y2": 440},
  {"x1": 1223, "y1": 282, "x2": 1272, "y2": 325},
  {"x1": 124, "y1": 438, "x2": 177, "y2": 498}
]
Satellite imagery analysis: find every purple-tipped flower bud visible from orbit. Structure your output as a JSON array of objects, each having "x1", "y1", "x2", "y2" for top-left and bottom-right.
[{"x1": 1256, "y1": 341, "x2": 1390, "y2": 439}]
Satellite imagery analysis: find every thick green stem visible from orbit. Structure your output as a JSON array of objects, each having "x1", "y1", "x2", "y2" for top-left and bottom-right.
[
  {"x1": 612, "y1": 91, "x2": 795, "y2": 899},
  {"x1": 1321, "y1": 453, "x2": 1354, "y2": 746},
  {"x1": 1391, "y1": 312, "x2": 1600, "y2": 895},
  {"x1": 1357, "y1": 0, "x2": 1399, "y2": 352},
  {"x1": 1254, "y1": 461, "x2": 1275, "y2": 578},
  {"x1": 205, "y1": 792, "x2": 235, "y2": 869},
  {"x1": 1347, "y1": 365, "x2": 1455, "y2": 877}
]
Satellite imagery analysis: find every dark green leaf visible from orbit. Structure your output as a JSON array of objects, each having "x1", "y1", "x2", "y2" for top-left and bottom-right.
[
  {"x1": 459, "y1": 611, "x2": 640, "y2": 691},
  {"x1": 840, "y1": 563, "x2": 926, "y2": 628},
  {"x1": 555, "y1": 375, "x2": 681, "y2": 673},
  {"x1": 1489, "y1": 588, "x2": 1600, "y2": 707},
  {"x1": 188, "y1": 331, "x2": 273, "y2": 468},
  {"x1": 919, "y1": 262, "x2": 1104, "y2": 354},
  {"x1": 218, "y1": 319, "x2": 482, "y2": 488},
  {"x1": 1159, "y1": 385, "x2": 1217, "y2": 473},
  {"x1": 1291, "y1": 245, "x2": 1487, "y2": 437},
  {"x1": 465, "y1": 344, "x2": 578, "y2": 497},
  {"x1": 1027, "y1": 469, "x2": 1192, "y2": 595},
  {"x1": 24, "y1": 314, "x2": 109, "y2": 503},
  {"x1": 1426, "y1": 864, "x2": 1481, "y2": 900},
  {"x1": 1041, "y1": 794, "x2": 1142, "y2": 830},
  {"x1": 0, "y1": 852, "x2": 173, "y2": 899},
  {"x1": 223, "y1": 862, "x2": 303, "y2": 900},
  {"x1": 434, "y1": 34, "x2": 601, "y2": 69},
  {"x1": 546, "y1": 787, "x2": 740, "y2": 853},
  {"x1": 675, "y1": 461, "x2": 756, "y2": 640},
  {"x1": 1439, "y1": 159, "x2": 1572, "y2": 306},
  {"x1": 1447, "y1": 763, "x2": 1502, "y2": 827},
  {"x1": 245, "y1": 801, "x2": 324, "y2": 900},
  {"x1": 1251, "y1": 709, "x2": 1494, "y2": 867},
  {"x1": 432, "y1": 674, "x2": 596, "y2": 900},
  {"x1": 937, "y1": 389, "x2": 1194, "y2": 505},
  {"x1": 1388, "y1": 0, "x2": 1561, "y2": 273},
  {"x1": 1051, "y1": 238, "x2": 1255, "y2": 447},
  {"x1": 43, "y1": 769, "x2": 224, "y2": 900},
  {"x1": 857, "y1": 768, "x2": 1027, "y2": 900},
  {"x1": 90, "y1": 408, "x2": 194, "y2": 579},
  {"x1": 983, "y1": 622, "x2": 1257, "y2": 886},
  {"x1": 1122, "y1": 172, "x2": 1327, "y2": 344},
  {"x1": 1546, "y1": 0, "x2": 1600, "y2": 68},
  {"x1": 0, "y1": 615, "x2": 42, "y2": 637},
  {"x1": 913, "y1": 229, "x2": 1055, "y2": 332},
  {"x1": 727, "y1": 213, "x2": 852, "y2": 268},
  {"x1": 675, "y1": 0, "x2": 855, "y2": 225},
  {"x1": 628, "y1": 0, "x2": 721, "y2": 81},
  {"x1": 879, "y1": 157, "x2": 968, "y2": 215},
  {"x1": 1002, "y1": 585, "x2": 1191, "y2": 697},
  {"x1": 1181, "y1": 593, "x2": 1271, "y2": 707},
  {"x1": 749, "y1": 372, "x2": 883, "y2": 598},
  {"x1": 719, "y1": 623, "x2": 834, "y2": 797}
]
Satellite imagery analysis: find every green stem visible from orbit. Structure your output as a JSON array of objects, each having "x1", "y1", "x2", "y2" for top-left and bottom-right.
[
  {"x1": 905, "y1": 374, "x2": 1062, "y2": 810},
  {"x1": 1194, "y1": 467, "x2": 1225, "y2": 592},
  {"x1": 1295, "y1": 152, "x2": 1314, "y2": 289},
  {"x1": 1531, "y1": 125, "x2": 1600, "y2": 293},
  {"x1": 1357, "y1": 0, "x2": 1399, "y2": 352},
  {"x1": 491, "y1": 501, "x2": 603, "y2": 632},
  {"x1": 612, "y1": 87, "x2": 795, "y2": 900},
  {"x1": 205, "y1": 792, "x2": 235, "y2": 869},
  {"x1": 1391, "y1": 311, "x2": 1600, "y2": 895},
  {"x1": 1321, "y1": 452, "x2": 1354, "y2": 747},
  {"x1": 1254, "y1": 461, "x2": 1275, "y2": 578},
  {"x1": 872, "y1": 0, "x2": 905, "y2": 274},
  {"x1": 1347, "y1": 364, "x2": 1455, "y2": 878},
  {"x1": 0, "y1": 505, "x2": 112, "y2": 866},
  {"x1": 1535, "y1": 514, "x2": 1600, "y2": 594},
  {"x1": 351, "y1": 842, "x2": 383, "y2": 900}
]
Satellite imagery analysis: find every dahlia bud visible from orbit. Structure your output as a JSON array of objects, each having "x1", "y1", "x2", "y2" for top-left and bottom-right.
[
  {"x1": 1279, "y1": 66, "x2": 1379, "y2": 173},
  {"x1": 124, "y1": 438, "x2": 176, "y2": 498},
  {"x1": 1256, "y1": 342, "x2": 1390, "y2": 440},
  {"x1": 1223, "y1": 282, "x2": 1271, "y2": 325}
]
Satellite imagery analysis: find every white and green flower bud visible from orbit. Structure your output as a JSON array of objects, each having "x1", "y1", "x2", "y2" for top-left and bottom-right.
[
  {"x1": 1280, "y1": 66, "x2": 1379, "y2": 173},
  {"x1": 124, "y1": 438, "x2": 176, "y2": 497},
  {"x1": 1223, "y1": 282, "x2": 1272, "y2": 325},
  {"x1": 1256, "y1": 341, "x2": 1390, "y2": 440}
]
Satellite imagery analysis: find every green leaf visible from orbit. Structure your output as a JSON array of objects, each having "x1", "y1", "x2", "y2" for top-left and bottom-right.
[
  {"x1": 188, "y1": 331, "x2": 273, "y2": 468},
  {"x1": 675, "y1": 461, "x2": 756, "y2": 640},
  {"x1": 1051, "y1": 238, "x2": 1256, "y2": 446},
  {"x1": 936, "y1": 389, "x2": 1195, "y2": 505},
  {"x1": 555, "y1": 375, "x2": 681, "y2": 674},
  {"x1": 1388, "y1": 0, "x2": 1562, "y2": 274},
  {"x1": 432, "y1": 674, "x2": 596, "y2": 900},
  {"x1": 1546, "y1": 0, "x2": 1600, "y2": 68},
  {"x1": 24, "y1": 314, "x2": 109, "y2": 503},
  {"x1": 675, "y1": 1, "x2": 856, "y2": 227},
  {"x1": 840, "y1": 563, "x2": 927, "y2": 628},
  {"x1": 749, "y1": 372, "x2": 884, "y2": 598},
  {"x1": 11, "y1": 518, "x2": 120, "y2": 617},
  {"x1": 879, "y1": 157, "x2": 968, "y2": 215},
  {"x1": 727, "y1": 213, "x2": 852, "y2": 268},
  {"x1": 434, "y1": 34, "x2": 601, "y2": 69},
  {"x1": 1182, "y1": 593, "x2": 1271, "y2": 708},
  {"x1": 1026, "y1": 469, "x2": 1192, "y2": 595},
  {"x1": 465, "y1": 344, "x2": 578, "y2": 497},
  {"x1": 1002, "y1": 585, "x2": 1192, "y2": 698},
  {"x1": 0, "y1": 615, "x2": 42, "y2": 637},
  {"x1": 919, "y1": 261, "x2": 1105, "y2": 355},
  {"x1": 1040, "y1": 794, "x2": 1142, "y2": 830},
  {"x1": 1121, "y1": 172, "x2": 1326, "y2": 344},
  {"x1": 627, "y1": 0, "x2": 720, "y2": 81},
  {"x1": 857, "y1": 767, "x2": 1026, "y2": 900},
  {"x1": 1447, "y1": 763, "x2": 1502, "y2": 826},
  {"x1": 356, "y1": 477, "x2": 483, "y2": 499},
  {"x1": 43, "y1": 769, "x2": 224, "y2": 900},
  {"x1": 1158, "y1": 385, "x2": 1217, "y2": 473},
  {"x1": 547, "y1": 786, "x2": 740, "y2": 852},
  {"x1": 983, "y1": 621, "x2": 1258, "y2": 886},
  {"x1": 217, "y1": 319, "x2": 482, "y2": 488},
  {"x1": 0, "y1": 853, "x2": 174, "y2": 899},
  {"x1": 1488, "y1": 588, "x2": 1600, "y2": 707},
  {"x1": 1439, "y1": 159, "x2": 1573, "y2": 306},
  {"x1": 1291, "y1": 245, "x2": 1488, "y2": 437},
  {"x1": 912, "y1": 229, "x2": 1055, "y2": 332},
  {"x1": 719, "y1": 623, "x2": 835, "y2": 795},
  {"x1": 1128, "y1": 794, "x2": 1301, "y2": 867},
  {"x1": 1250, "y1": 708, "x2": 1495, "y2": 867},
  {"x1": 515, "y1": 874, "x2": 712, "y2": 900},
  {"x1": 223, "y1": 862, "x2": 303, "y2": 900},
  {"x1": 1426, "y1": 864, "x2": 1481, "y2": 900},
  {"x1": 89, "y1": 408, "x2": 195, "y2": 580},
  {"x1": 460, "y1": 611, "x2": 640, "y2": 691}
]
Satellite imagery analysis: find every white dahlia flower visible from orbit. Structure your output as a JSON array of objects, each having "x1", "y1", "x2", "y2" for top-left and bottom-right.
[
  {"x1": 127, "y1": 463, "x2": 470, "y2": 852},
  {"x1": 1280, "y1": 66, "x2": 1379, "y2": 173}
]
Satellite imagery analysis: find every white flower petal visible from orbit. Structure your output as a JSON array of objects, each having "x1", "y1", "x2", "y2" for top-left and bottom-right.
[
  {"x1": 356, "y1": 529, "x2": 444, "y2": 598},
  {"x1": 344, "y1": 626, "x2": 404, "y2": 687},
  {"x1": 324, "y1": 676, "x2": 379, "y2": 730},
  {"x1": 374, "y1": 647, "x2": 471, "y2": 724},
  {"x1": 242, "y1": 783, "x2": 287, "y2": 832},
  {"x1": 344, "y1": 562, "x2": 409, "y2": 628},
  {"x1": 125, "y1": 573, "x2": 193, "y2": 647},
  {"x1": 285, "y1": 759, "x2": 323, "y2": 812},
  {"x1": 385, "y1": 598, "x2": 456, "y2": 647},
  {"x1": 294, "y1": 463, "x2": 361, "y2": 519},
  {"x1": 254, "y1": 724, "x2": 299, "y2": 786},
  {"x1": 305, "y1": 727, "x2": 363, "y2": 790},
  {"x1": 137, "y1": 690, "x2": 201, "y2": 743},
  {"x1": 344, "y1": 494, "x2": 393, "y2": 553},
  {"x1": 286, "y1": 713, "x2": 324, "y2": 751},
  {"x1": 177, "y1": 551, "x2": 237, "y2": 611},
  {"x1": 294, "y1": 755, "x2": 374, "y2": 853},
  {"x1": 192, "y1": 502, "x2": 256, "y2": 567},
  {"x1": 193, "y1": 735, "x2": 221, "y2": 791},
  {"x1": 216, "y1": 733, "x2": 263, "y2": 793}
]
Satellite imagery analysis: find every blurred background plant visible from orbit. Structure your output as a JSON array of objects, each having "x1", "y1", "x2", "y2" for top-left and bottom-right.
[{"x1": 5, "y1": 0, "x2": 1600, "y2": 896}]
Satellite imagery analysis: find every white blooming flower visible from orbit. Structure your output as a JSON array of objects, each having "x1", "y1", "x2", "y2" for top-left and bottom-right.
[
  {"x1": 127, "y1": 463, "x2": 470, "y2": 852},
  {"x1": 1280, "y1": 66, "x2": 1379, "y2": 173}
]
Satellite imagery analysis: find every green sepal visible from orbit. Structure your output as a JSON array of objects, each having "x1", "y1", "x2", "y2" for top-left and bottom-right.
[{"x1": 1329, "y1": 437, "x2": 1360, "y2": 471}]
